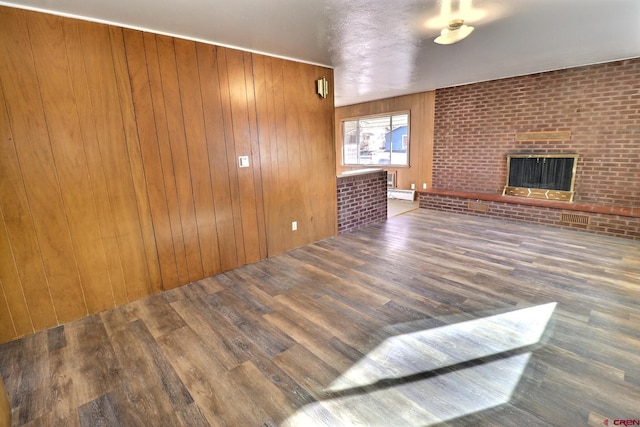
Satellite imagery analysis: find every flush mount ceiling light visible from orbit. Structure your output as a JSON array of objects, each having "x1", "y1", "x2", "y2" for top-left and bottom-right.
[{"x1": 434, "y1": 19, "x2": 475, "y2": 45}]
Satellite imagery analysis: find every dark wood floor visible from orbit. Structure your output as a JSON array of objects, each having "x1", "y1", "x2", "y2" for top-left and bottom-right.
[{"x1": 1, "y1": 209, "x2": 639, "y2": 427}]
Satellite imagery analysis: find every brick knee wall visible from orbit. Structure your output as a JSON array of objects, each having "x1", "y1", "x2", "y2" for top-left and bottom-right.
[
  {"x1": 419, "y1": 193, "x2": 640, "y2": 240},
  {"x1": 337, "y1": 170, "x2": 387, "y2": 233}
]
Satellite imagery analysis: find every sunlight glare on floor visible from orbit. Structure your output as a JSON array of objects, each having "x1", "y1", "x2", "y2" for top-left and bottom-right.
[{"x1": 282, "y1": 302, "x2": 557, "y2": 426}]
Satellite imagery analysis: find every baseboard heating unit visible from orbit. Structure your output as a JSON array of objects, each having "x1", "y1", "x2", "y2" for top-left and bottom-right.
[{"x1": 387, "y1": 189, "x2": 415, "y2": 201}]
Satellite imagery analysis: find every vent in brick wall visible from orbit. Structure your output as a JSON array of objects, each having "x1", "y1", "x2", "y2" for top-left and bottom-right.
[
  {"x1": 560, "y1": 212, "x2": 590, "y2": 225},
  {"x1": 467, "y1": 201, "x2": 489, "y2": 213}
]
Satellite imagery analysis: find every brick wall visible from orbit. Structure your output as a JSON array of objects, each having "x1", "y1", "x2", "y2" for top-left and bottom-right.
[
  {"x1": 434, "y1": 58, "x2": 640, "y2": 206},
  {"x1": 337, "y1": 170, "x2": 387, "y2": 233},
  {"x1": 428, "y1": 58, "x2": 640, "y2": 239},
  {"x1": 419, "y1": 192, "x2": 640, "y2": 240}
]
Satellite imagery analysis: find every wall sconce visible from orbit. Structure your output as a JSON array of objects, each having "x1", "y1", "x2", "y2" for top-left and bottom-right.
[{"x1": 316, "y1": 77, "x2": 329, "y2": 99}]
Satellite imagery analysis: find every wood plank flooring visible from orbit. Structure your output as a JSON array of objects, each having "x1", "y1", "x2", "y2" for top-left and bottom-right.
[
  {"x1": 387, "y1": 199, "x2": 419, "y2": 218},
  {"x1": 1, "y1": 209, "x2": 639, "y2": 426}
]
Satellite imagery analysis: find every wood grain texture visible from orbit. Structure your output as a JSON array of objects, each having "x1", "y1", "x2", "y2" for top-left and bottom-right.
[
  {"x1": 124, "y1": 33, "x2": 335, "y2": 276},
  {"x1": 30, "y1": 13, "x2": 113, "y2": 314},
  {"x1": 123, "y1": 29, "x2": 181, "y2": 290},
  {"x1": 0, "y1": 8, "x2": 158, "y2": 340},
  {"x1": 254, "y1": 56, "x2": 337, "y2": 256},
  {"x1": 1, "y1": 209, "x2": 639, "y2": 426},
  {"x1": 108, "y1": 25, "x2": 163, "y2": 296},
  {"x1": 0, "y1": 76, "x2": 41, "y2": 337},
  {"x1": 63, "y1": 20, "x2": 130, "y2": 307},
  {"x1": 174, "y1": 38, "x2": 222, "y2": 279},
  {"x1": 196, "y1": 43, "x2": 240, "y2": 273},
  {"x1": 157, "y1": 34, "x2": 205, "y2": 283},
  {"x1": 0, "y1": 371, "x2": 8, "y2": 427},
  {"x1": 515, "y1": 131, "x2": 572, "y2": 141},
  {"x1": 75, "y1": 20, "x2": 153, "y2": 303},
  {"x1": 0, "y1": 8, "x2": 86, "y2": 325},
  {"x1": 0, "y1": 5, "x2": 335, "y2": 344},
  {"x1": 335, "y1": 92, "x2": 435, "y2": 191},
  {"x1": 143, "y1": 31, "x2": 193, "y2": 288}
]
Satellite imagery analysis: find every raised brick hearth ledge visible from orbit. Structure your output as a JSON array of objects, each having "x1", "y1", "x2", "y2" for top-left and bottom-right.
[{"x1": 419, "y1": 189, "x2": 640, "y2": 218}]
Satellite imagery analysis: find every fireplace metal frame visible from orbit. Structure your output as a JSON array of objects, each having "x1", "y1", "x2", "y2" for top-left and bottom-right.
[{"x1": 503, "y1": 153, "x2": 579, "y2": 202}]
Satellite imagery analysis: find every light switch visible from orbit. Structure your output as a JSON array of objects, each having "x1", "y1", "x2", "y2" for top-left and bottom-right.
[{"x1": 238, "y1": 156, "x2": 249, "y2": 168}]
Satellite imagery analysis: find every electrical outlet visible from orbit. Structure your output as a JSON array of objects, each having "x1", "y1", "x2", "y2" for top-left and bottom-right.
[
  {"x1": 292, "y1": 221, "x2": 297, "y2": 231},
  {"x1": 410, "y1": 183, "x2": 416, "y2": 190},
  {"x1": 423, "y1": 183, "x2": 427, "y2": 189}
]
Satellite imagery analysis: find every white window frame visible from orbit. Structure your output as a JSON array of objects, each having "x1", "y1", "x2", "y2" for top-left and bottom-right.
[{"x1": 341, "y1": 112, "x2": 410, "y2": 167}]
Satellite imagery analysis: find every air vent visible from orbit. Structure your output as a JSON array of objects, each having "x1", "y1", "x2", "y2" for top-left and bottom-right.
[
  {"x1": 467, "y1": 201, "x2": 489, "y2": 213},
  {"x1": 560, "y1": 212, "x2": 590, "y2": 225}
]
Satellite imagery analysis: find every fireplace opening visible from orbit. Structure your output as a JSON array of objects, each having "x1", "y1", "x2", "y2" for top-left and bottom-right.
[{"x1": 503, "y1": 154, "x2": 578, "y2": 201}]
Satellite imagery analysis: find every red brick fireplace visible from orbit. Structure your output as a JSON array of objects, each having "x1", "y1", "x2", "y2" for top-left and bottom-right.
[{"x1": 419, "y1": 58, "x2": 640, "y2": 240}]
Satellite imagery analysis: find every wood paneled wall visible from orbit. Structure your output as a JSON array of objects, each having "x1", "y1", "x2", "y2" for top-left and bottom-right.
[
  {"x1": 253, "y1": 55, "x2": 337, "y2": 256},
  {"x1": 0, "y1": 6, "x2": 336, "y2": 344},
  {"x1": 0, "y1": 8, "x2": 159, "y2": 341},
  {"x1": 335, "y1": 92, "x2": 435, "y2": 191},
  {"x1": 123, "y1": 32, "x2": 269, "y2": 288},
  {"x1": 0, "y1": 374, "x2": 7, "y2": 427}
]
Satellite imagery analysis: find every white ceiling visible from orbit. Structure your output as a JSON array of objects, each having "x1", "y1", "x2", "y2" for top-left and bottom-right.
[{"x1": 2, "y1": 0, "x2": 639, "y2": 107}]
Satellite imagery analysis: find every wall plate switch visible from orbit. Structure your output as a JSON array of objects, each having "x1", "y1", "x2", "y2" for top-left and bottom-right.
[
  {"x1": 410, "y1": 183, "x2": 415, "y2": 190},
  {"x1": 238, "y1": 156, "x2": 249, "y2": 168},
  {"x1": 292, "y1": 221, "x2": 297, "y2": 231},
  {"x1": 423, "y1": 183, "x2": 427, "y2": 189}
]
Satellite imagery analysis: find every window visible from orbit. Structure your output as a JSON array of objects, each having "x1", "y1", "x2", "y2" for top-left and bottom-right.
[{"x1": 342, "y1": 113, "x2": 409, "y2": 166}]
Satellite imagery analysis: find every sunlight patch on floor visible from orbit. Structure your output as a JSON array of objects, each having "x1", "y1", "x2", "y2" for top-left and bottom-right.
[
  {"x1": 387, "y1": 199, "x2": 419, "y2": 218},
  {"x1": 282, "y1": 302, "x2": 557, "y2": 426}
]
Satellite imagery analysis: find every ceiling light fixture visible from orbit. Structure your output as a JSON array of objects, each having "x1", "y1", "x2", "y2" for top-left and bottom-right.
[{"x1": 434, "y1": 19, "x2": 475, "y2": 45}]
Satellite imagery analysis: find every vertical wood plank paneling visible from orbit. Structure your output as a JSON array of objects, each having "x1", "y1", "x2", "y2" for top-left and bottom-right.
[
  {"x1": 262, "y1": 57, "x2": 294, "y2": 256},
  {"x1": 108, "y1": 26, "x2": 162, "y2": 295},
  {"x1": 226, "y1": 50, "x2": 262, "y2": 264},
  {"x1": 196, "y1": 43, "x2": 239, "y2": 272},
  {"x1": 0, "y1": 5, "x2": 337, "y2": 344},
  {"x1": 254, "y1": 56, "x2": 337, "y2": 256},
  {"x1": 282, "y1": 62, "x2": 307, "y2": 249},
  {"x1": 0, "y1": 8, "x2": 86, "y2": 324},
  {"x1": 144, "y1": 33, "x2": 191, "y2": 287},
  {"x1": 123, "y1": 29, "x2": 180, "y2": 290},
  {"x1": 155, "y1": 35, "x2": 204, "y2": 283},
  {"x1": 29, "y1": 13, "x2": 115, "y2": 314},
  {"x1": 252, "y1": 54, "x2": 278, "y2": 246},
  {"x1": 243, "y1": 53, "x2": 269, "y2": 262},
  {"x1": 63, "y1": 20, "x2": 130, "y2": 307},
  {"x1": 0, "y1": 374, "x2": 9, "y2": 427},
  {"x1": 303, "y1": 66, "x2": 337, "y2": 243},
  {"x1": 285, "y1": 63, "x2": 337, "y2": 245},
  {"x1": 174, "y1": 39, "x2": 222, "y2": 278},
  {"x1": 0, "y1": 75, "x2": 37, "y2": 338},
  {"x1": 0, "y1": 276, "x2": 16, "y2": 343},
  {"x1": 256, "y1": 57, "x2": 293, "y2": 255},
  {"x1": 78, "y1": 20, "x2": 152, "y2": 301},
  {"x1": 216, "y1": 47, "x2": 248, "y2": 266}
]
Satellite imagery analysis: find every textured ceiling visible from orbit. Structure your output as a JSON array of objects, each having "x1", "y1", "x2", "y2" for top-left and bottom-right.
[{"x1": 1, "y1": 0, "x2": 639, "y2": 106}]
